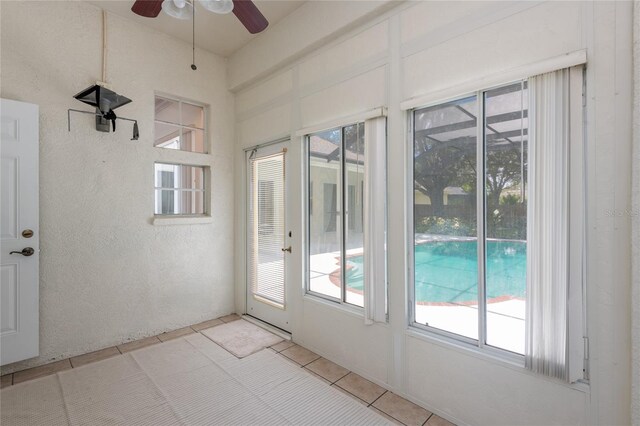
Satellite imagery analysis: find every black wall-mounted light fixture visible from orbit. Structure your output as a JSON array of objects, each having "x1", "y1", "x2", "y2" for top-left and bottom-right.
[{"x1": 68, "y1": 84, "x2": 139, "y2": 140}]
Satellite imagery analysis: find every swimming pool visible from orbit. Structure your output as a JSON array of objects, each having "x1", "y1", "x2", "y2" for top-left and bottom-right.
[{"x1": 346, "y1": 240, "x2": 526, "y2": 304}]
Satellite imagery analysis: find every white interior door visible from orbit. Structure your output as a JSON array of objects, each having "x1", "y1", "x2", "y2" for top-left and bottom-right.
[
  {"x1": 246, "y1": 141, "x2": 290, "y2": 332},
  {"x1": 1, "y1": 98, "x2": 39, "y2": 365}
]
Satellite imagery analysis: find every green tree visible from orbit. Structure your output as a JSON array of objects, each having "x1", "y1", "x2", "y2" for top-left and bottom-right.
[{"x1": 413, "y1": 136, "x2": 476, "y2": 216}]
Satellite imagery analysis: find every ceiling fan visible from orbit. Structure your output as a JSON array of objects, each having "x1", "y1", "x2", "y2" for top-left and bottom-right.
[{"x1": 131, "y1": 0, "x2": 268, "y2": 34}]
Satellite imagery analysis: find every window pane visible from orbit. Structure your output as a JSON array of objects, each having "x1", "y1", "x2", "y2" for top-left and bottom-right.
[
  {"x1": 308, "y1": 128, "x2": 342, "y2": 299},
  {"x1": 178, "y1": 190, "x2": 204, "y2": 215},
  {"x1": 179, "y1": 164, "x2": 205, "y2": 190},
  {"x1": 155, "y1": 96, "x2": 180, "y2": 125},
  {"x1": 182, "y1": 102, "x2": 205, "y2": 129},
  {"x1": 156, "y1": 189, "x2": 176, "y2": 214},
  {"x1": 182, "y1": 128, "x2": 206, "y2": 153},
  {"x1": 154, "y1": 163, "x2": 205, "y2": 215},
  {"x1": 413, "y1": 96, "x2": 478, "y2": 340},
  {"x1": 154, "y1": 96, "x2": 206, "y2": 153},
  {"x1": 155, "y1": 163, "x2": 177, "y2": 188},
  {"x1": 154, "y1": 122, "x2": 180, "y2": 149},
  {"x1": 484, "y1": 82, "x2": 528, "y2": 354},
  {"x1": 344, "y1": 123, "x2": 365, "y2": 307}
]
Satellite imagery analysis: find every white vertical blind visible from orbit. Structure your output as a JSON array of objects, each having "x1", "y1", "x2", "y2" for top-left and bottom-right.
[
  {"x1": 364, "y1": 116, "x2": 387, "y2": 324},
  {"x1": 526, "y1": 66, "x2": 584, "y2": 382},
  {"x1": 248, "y1": 152, "x2": 286, "y2": 307}
]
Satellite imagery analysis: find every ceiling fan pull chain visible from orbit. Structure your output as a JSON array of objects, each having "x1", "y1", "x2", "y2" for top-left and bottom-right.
[{"x1": 191, "y1": 2, "x2": 197, "y2": 71}]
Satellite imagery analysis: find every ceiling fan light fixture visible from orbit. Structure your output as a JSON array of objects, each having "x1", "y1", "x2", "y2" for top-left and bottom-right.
[
  {"x1": 199, "y1": 0, "x2": 233, "y2": 15},
  {"x1": 162, "y1": 0, "x2": 194, "y2": 19}
]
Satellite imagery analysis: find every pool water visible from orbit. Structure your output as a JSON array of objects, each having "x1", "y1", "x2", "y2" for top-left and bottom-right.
[{"x1": 346, "y1": 240, "x2": 526, "y2": 304}]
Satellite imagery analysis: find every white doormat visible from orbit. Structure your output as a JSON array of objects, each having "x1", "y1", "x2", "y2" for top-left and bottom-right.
[{"x1": 201, "y1": 319, "x2": 283, "y2": 358}]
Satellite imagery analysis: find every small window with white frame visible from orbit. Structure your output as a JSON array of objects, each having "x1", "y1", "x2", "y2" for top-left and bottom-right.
[
  {"x1": 154, "y1": 163, "x2": 206, "y2": 216},
  {"x1": 154, "y1": 95, "x2": 207, "y2": 153}
]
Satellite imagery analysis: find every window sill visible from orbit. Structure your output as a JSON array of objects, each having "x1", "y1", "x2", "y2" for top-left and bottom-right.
[
  {"x1": 153, "y1": 215, "x2": 213, "y2": 226},
  {"x1": 405, "y1": 326, "x2": 590, "y2": 394},
  {"x1": 303, "y1": 293, "x2": 366, "y2": 320}
]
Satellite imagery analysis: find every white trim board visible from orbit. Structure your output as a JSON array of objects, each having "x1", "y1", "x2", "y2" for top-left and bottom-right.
[
  {"x1": 295, "y1": 107, "x2": 387, "y2": 137},
  {"x1": 400, "y1": 50, "x2": 587, "y2": 111}
]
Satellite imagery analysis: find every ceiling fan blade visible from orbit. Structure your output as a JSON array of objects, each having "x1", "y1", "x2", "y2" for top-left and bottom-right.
[
  {"x1": 131, "y1": 0, "x2": 164, "y2": 18},
  {"x1": 232, "y1": 0, "x2": 268, "y2": 34}
]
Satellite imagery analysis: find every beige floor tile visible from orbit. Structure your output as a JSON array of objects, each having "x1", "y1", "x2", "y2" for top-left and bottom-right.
[
  {"x1": 305, "y1": 368, "x2": 332, "y2": 385},
  {"x1": 219, "y1": 314, "x2": 241, "y2": 323},
  {"x1": 13, "y1": 359, "x2": 72, "y2": 384},
  {"x1": 370, "y1": 407, "x2": 405, "y2": 425},
  {"x1": 191, "y1": 318, "x2": 224, "y2": 331},
  {"x1": 280, "y1": 344, "x2": 320, "y2": 366},
  {"x1": 332, "y1": 383, "x2": 368, "y2": 406},
  {"x1": 334, "y1": 372, "x2": 386, "y2": 404},
  {"x1": 158, "y1": 326, "x2": 195, "y2": 342},
  {"x1": 70, "y1": 346, "x2": 121, "y2": 368},
  {"x1": 1, "y1": 374, "x2": 13, "y2": 388},
  {"x1": 305, "y1": 357, "x2": 349, "y2": 383},
  {"x1": 372, "y1": 392, "x2": 432, "y2": 426},
  {"x1": 117, "y1": 336, "x2": 162, "y2": 353},
  {"x1": 426, "y1": 414, "x2": 456, "y2": 426},
  {"x1": 270, "y1": 340, "x2": 295, "y2": 352}
]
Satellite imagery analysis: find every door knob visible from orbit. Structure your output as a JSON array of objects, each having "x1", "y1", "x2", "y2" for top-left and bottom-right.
[
  {"x1": 9, "y1": 247, "x2": 35, "y2": 257},
  {"x1": 281, "y1": 246, "x2": 292, "y2": 253}
]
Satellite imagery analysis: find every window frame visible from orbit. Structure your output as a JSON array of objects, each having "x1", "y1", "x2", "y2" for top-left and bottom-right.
[
  {"x1": 153, "y1": 92, "x2": 209, "y2": 154},
  {"x1": 407, "y1": 80, "x2": 530, "y2": 364},
  {"x1": 153, "y1": 162, "x2": 208, "y2": 217},
  {"x1": 304, "y1": 122, "x2": 366, "y2": 310}
]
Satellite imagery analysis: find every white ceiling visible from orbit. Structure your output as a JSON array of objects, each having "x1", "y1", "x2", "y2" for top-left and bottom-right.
[{"x1": 89, "y1": 0, "x2": 305, "y2": 57}]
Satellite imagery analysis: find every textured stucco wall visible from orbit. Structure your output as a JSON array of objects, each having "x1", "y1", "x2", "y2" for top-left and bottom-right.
[
  {"x1": 632, "y1": 2, "x2": 640, "y2": 423},
  {"x1": 0, "y1": 1, "x2": 235, "y2": 372}
]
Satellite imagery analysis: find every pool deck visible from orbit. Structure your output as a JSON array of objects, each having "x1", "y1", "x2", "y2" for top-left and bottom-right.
[{"x1": 307, "y1": 235, "x2": 525, "y2": 354}]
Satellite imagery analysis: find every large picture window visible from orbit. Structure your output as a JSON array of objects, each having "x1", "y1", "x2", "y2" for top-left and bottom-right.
[
  {"x1": 307, "y1": 123, "x2": 365, "y2": 307},
  {"x1": 411, "y1": 82, "x2": 528, "y2": 354}
]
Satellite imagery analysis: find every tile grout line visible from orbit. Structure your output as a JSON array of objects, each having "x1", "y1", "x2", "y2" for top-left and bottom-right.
[
  {"x1": 423, "y1": 412, "x2": 434, "y2": 426},
  {"x1": 331, "y1": 381, "x2": 372, "y2": 407},
  {"x1": 376, "y1": 405, "x2": 410, "y2": 426},
  {"x1": 368, "y1": 389, "x2": 388, "y2": 408},
  {"x1": 2, "y1": 316, "x2": 232, "y2": 388}
]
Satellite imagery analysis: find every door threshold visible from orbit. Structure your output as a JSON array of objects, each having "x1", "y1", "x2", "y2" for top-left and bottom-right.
[{"x1": 242, "y1": 315, "x2": 291, "y2": 341}]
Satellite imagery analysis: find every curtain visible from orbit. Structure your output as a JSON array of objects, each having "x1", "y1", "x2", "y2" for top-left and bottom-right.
[
  {"x1": 526, "y1": 67, "x2": 569, "y2": 380},
  {"x1": 526, "y1": 67, "x2": 584, "y2": 382},
  {"x1": 363, "y1": 116, "x2": 387, "y2": 324}
]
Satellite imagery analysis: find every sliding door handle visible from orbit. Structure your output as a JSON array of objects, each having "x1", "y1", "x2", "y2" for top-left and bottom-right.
[{"x1": 281, "y1": 246, "x2": 292, "y2": 253}]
